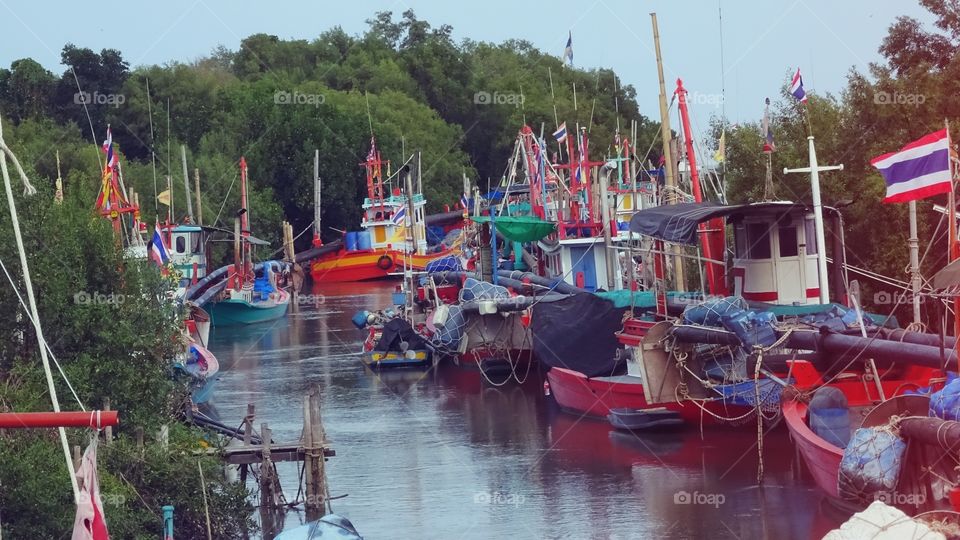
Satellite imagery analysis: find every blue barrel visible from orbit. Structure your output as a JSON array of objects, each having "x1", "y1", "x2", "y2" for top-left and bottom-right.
[
  {"x1": 809, "y1": 386, "x2": 851, "y2": 448},
  {"x1": 345, "y1": 231, "x2": 359, "y2": 251},
  {"x1": 357, "y1": 231, "x2": 372, "y2": 250}
]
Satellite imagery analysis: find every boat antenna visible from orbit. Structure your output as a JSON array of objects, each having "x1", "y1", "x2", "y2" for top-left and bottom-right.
[
  {"x1": 69, "y1": 66, "x2": 103, "y2": 171},
  {"x1": 519, "y1": 83, "x2": 527, "y2": 125},
  {"x1": 588, "y1": 69, "x2": 600, "y2": 133},
  {"x1": 365, "y1": 91, "x2": 375, "y2": 138},
  {"x1": 166, "y1": 98, "x2": 172, "y2": 216},
  {"x1": 145, "y1": 77, "x2": 159, "y2": 212}
]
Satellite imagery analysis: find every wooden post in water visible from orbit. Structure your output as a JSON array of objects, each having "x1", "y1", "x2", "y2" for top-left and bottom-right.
[
  {"x1": 303, "y1": 385, "x2": 328, "y2": 517},
  {"x1": 260, "y1": 423, "x2": 275, "y2": 507},
  {"x1": 240, "y1": 404, "x2": 254, "y2": 485},
  {"x1": 194, "y1": 168, "x2": 203, "y2": 226}
]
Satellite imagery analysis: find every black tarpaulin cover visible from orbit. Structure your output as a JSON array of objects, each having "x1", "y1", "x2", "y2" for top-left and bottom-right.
[
  {"x1": 628, "y1": 201, "x2": 831, "y2": 245},
  {"x1": 531, "y1": 292, "x2": 628, "y2": 377},
  {"x1": 374, "y1": 318, "x2": 428, "y2": 352}
]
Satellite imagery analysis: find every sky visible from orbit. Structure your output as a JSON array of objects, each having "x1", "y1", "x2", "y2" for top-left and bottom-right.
[{"x1": 0, "y1": 0, "x2": 939, "y2": 131}]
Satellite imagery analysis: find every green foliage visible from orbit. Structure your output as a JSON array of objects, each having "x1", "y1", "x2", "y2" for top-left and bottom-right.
[{"x1": 0, "y1": 117, "x2": 251, "y2": 537}]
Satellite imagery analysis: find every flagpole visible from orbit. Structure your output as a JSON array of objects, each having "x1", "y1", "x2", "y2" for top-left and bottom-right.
[
  {"x1": 909, "y1": 199, "x2": 922, "y2": 325},
  {"x1": 947, "y1": 118, "x2": 958, "y2": 336}
]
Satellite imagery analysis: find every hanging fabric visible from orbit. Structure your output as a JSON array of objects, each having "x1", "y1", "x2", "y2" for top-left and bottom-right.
[{"x1": 72, "y1": 435, "x2": 109, "y2": 540}]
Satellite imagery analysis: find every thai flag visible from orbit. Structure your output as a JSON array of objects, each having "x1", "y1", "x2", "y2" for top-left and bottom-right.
[
  {"x1": 790, "y1": 68, "x2": 807, "y2": 103},
  {"x1": 150, "y1": 223, "x2": 170, "y2": 266},
  {"x1": 563, "y1": 31, "x2": 573, "y2": 66},
  {"x1": 460, "y1": 193, "x2": 470, "y2": 210},
  {"x1": 102, "y1": 126, "x2": 117, "y2": 169},
  {"x1": 871, "y1": 129, "x2": 952, "y2": 203},
  {"x1": 366, "y1": 136, "x2": 377, "y2": 161},
  {"x1": 553, "y1": 122, "x2": 567, "y2": 143},
  {"x1": 392, "y1": 206, "x2": 407, "y2": 226}
]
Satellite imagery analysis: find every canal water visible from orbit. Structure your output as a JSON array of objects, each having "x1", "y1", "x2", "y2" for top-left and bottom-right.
[{"x1": 206, "y1": 281, "x2": 845, "y2": 540}]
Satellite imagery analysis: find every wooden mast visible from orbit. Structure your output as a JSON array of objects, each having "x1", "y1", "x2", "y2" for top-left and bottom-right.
[{"x1": 651, "y1": 12, "x2": 685, "y2": 291}]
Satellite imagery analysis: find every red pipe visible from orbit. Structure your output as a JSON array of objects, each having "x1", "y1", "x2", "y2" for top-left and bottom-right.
[{"x1": 0, "y1": 410, "x2": 119, "y2": 429}]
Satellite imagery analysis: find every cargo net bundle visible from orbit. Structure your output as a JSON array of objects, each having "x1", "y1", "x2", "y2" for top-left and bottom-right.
[
  {"x1": 671, "y1": 296, "x2": 794, "y2": 421},
  {"x1": 427, "y1": 278, "x2": 532, "y2": 385}
]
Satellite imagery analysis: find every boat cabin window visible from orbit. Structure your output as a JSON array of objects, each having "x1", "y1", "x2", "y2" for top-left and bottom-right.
[
  {"x1": 778, "y1": 226, "x2": 798, "y2": 257},
  {"x1": 734, "y1": 225, "x2": 747, "y2": 259},
  {"x1": 746, "y1": 223, "x2": 771, "y2": 259},
  {"x1": 804, "y1": 218, "x2": 818, "y2": 255},
  {"x1": 175, "y1": 235, "x2": 186, "y2": 254}
]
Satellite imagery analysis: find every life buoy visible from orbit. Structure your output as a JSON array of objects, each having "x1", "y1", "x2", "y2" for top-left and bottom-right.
[{"x1": 376, "y1": 255, "x2": 393, "y2": 270}]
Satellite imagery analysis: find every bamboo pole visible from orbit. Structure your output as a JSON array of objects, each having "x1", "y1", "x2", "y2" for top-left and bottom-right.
[
  {"x1": 194, "y1": 168, "x2": 203, "y2": 226},
  {"x1": 650, "y1": 12, "x2": 685, "y2": 291},
  {"x1": 181, "y1": 145, "x2": 193, "y2": 222}
]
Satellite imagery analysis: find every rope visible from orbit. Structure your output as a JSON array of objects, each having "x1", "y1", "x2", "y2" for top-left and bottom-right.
[
  {"x1": 0, "y1": 255, "x2": 86, "y2": 410},
  {"x1": 0, "y1": 118, "x2": 78, "y2": 501}
]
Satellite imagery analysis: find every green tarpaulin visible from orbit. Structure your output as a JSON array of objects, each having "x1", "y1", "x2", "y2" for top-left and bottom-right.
[{"x1": 471, "y1": 215, "x2": 556, "y2": 243}]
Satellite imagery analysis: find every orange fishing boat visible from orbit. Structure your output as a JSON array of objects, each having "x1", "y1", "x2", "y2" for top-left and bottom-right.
[{"x1": 310, "y1": 138, "x2": 461, "y2": 282}]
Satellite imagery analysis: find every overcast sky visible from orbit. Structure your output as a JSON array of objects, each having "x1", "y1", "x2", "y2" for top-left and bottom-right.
[{"x1": 0, "y1": 0, "x2": 938, "y2": 131}]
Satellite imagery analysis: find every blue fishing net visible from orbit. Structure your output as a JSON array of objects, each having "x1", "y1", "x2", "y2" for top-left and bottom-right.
[{"x1": 838, "y1": 427, "x2": 906, "y2": 502}]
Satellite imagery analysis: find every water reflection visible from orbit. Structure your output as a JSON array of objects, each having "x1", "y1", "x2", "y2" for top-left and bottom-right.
[{"x1": 206, "y1": 281, "x2": 841, "y2": 539}]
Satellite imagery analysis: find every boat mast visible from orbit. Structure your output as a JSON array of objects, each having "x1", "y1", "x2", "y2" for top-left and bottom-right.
[
  {"x1": 651, "y1": 12, "x2": 685, "y2": 291},
  {"x1": 313, "y1": 149, "x2": 322, "y2": 247},
  {"x1": 676, "y1": 78, "x2": 726, "y2": 295},
  {"x1": 783, "y1": 138, "x2": 842, "y2": 305},
  {"x1": 181, "y1": 145, "x2": 193, "y2": 222},
  {"x1": 239, "y1": 157, "x2": 251, "y2": 282}
]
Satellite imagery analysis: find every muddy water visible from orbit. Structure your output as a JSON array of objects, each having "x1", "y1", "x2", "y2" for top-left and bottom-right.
[{"x1": 206, "y1": 281, "x2": 841, "y2": 539}]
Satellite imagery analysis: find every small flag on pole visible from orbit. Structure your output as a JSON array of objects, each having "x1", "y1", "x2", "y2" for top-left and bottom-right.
[
  {"x1": 714, "y1": 131, "x2": 726, "y2": 163},
  {"x1": 150, "y1": 223, "x2": 170, "y2": 266},
  {"x1": 790, "y1": 68, "x2": 808, "y2": 103},
  {"x1": 366, "y1": 137, "x2": 377, "y2": 161},
  {"x1": 392, "y1": 206, "x2": 408, "y2": 226},
  {"x1": 871, "y1": 129, "x2": 952, "y2": 203},
  {"x1": 563, "y1": 31, "x2": 573, "y2": 66},
  {"x1": 552, "y1": 122, "x2": 567, "y2": 143},
  {"x1": 157, "y1": 190, "x2": 171, "y2": 206},
  {"x1": 459, "y1": 193, "x2": 470, "y2": 210}
]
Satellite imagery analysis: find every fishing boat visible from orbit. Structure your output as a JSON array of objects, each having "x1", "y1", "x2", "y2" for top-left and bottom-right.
[
  {"x1": 309, "y1": 140, "x2": 460, "y2": 282},
  {"x1": 207, "y1": 158, "x2": 290, "y2": 326}
]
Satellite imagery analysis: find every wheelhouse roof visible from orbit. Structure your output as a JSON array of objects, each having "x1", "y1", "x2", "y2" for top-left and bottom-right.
[{"x1": 628, "y1": 201, "x2": 840, "y2": 245}]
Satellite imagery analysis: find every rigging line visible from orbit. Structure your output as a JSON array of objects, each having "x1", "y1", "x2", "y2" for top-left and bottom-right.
[
  {"x1": 0, "y1": 118, "x2": 79, "y2": 501},
  {"x1": 211, "y1": 172, "x2": 238, "y2": 228},
  {"x1": 0, "y1": 254, "x2": 86, "y2": 411},
  {"x1": 262, "y1": 221, "x2": 315, "y2": 260},
  {"x1": 69, "y1": 66, "x2": 103, "y2": 171}
]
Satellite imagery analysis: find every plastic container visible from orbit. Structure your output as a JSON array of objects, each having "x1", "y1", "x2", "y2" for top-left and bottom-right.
[
  {"x1": 357, "y1": 231, "x2": 372, "y2": 251},
  {"x1": 810, "y1": 407, "x2": 852, "y2": 448},
  {"x1": 351, "y1": 310, "x2": 369, "y2": 329},
  {"x1": 721, "y1": 310, "x2": 778, "y2": 348},
  {"x1": 345, "y1": 231, "x2": 359, "y2": 252},
  {"x1": 391, "y1": 292, "x2": 406, "y2": 306}
]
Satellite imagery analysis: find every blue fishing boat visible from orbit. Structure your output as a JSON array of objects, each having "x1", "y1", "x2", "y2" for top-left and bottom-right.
[
  {"x1": 208, "y1": 157, "x2": 291, "y2": 326},
  {"x1": 274, "y1": 514, "x2": 362, "y2": 540}
]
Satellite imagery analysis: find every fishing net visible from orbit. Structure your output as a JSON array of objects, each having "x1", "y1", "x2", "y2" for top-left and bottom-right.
[
  {"x1": 459, "y1": 277, "x2": 510, "y2": 302},
  {"x1": 929, "y1": 378, "x2": 960, "y2": 421},
  {"x1": 838, "y1": 427, "x2": 907, "y2": 503}
]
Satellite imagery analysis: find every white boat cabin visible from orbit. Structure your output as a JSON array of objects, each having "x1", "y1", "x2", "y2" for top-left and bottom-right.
[
  {"x1": 167, "y1": 225, "x2": 208, "y2": 287},
  {"x1": 730, "y1": 206, "x2": 828, "y2": 305},
  {"x1": 360, "y1": 193, "x2": 427, "y2": 254}
]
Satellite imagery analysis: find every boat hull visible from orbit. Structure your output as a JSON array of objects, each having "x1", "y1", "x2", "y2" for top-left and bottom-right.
[
  {"x1": 783, "y1": 399, "x2": 843, "y2": 500},
  {"x1": 310, "y1": 247, "x2": 458, "y2": 283},
  {"x1": 546, "y1": 367, "x2": 754, "y2": 425},
  {"x1": 208, "y1": 292, "x2": 290, "y2": 326},
  {"x1": 361, "y1": 349, "x2": 432, "y2": 369}
]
